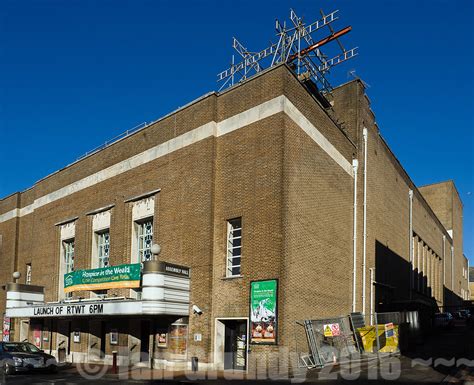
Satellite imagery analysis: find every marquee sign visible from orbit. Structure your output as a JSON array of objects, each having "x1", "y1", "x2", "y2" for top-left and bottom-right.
[
  {"x1": 7, "y1": 301, "x2": 141, "y2": 318},
  {"x1": 6, "y1": 299, "x2": 189, "y2": 318},
  {"x1": 64, "y1": 263, "x2": 141, "y2": 293}
]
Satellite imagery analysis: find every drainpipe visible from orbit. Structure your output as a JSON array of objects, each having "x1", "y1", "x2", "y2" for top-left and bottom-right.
[
  {"x1": 409, "y1": 189, "x2": 414, "y2": 300},
  {"x1": 369, "y1": 267, "x2": 375, "y2": 325},
  {"x1": 443, "y1": 235, "x2": 446, "y2": 286},
  {"x1": 352, "y1": 159, "x2": 359, "y2": 313},
  {"x1": 451, "y1": 246, "x2": 454, "y2": 291},
  {"x1": 362, "y1": 128, "x2": 368, "y2": 315}
]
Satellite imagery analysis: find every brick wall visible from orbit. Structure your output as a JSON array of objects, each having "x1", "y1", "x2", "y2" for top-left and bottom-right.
[{"x1": 0, "y1": 64, "x2": 469, "y2": 370}]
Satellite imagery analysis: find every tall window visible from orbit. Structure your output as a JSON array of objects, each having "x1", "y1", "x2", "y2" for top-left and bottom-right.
[
  {"x1": 226, "y1": 217, "x2": 242, "y2": 277},
  {"x1": 25, "y1": 264, "x2": 32, "y2": 285},
  {"x1": 137, "y1": 218, "x2": 153, "y2": 262},
  {"x1": 96, "y1": 231, "x2": 110, "y2": 268},
  {"x1": 63, "y1": 239, "x2": 75, "y2": 273}
]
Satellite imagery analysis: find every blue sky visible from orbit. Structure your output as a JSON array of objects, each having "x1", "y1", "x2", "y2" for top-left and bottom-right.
[{"x1": 1, "y1": 0, "x2": 473, "y2": 261}]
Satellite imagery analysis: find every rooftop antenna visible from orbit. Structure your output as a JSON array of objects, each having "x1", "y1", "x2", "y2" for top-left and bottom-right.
[
  {"x1": 217, "y1": 8, "x2": 358, "y2": 96},
  {"x1": 348, "y1": 69, "x2": 371, "y2": 88}
]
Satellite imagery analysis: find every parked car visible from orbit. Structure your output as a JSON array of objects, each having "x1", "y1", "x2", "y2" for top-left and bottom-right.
[
  {"x1": 0, "y1": 342, "x2": 58, "y2": 375},
  {"x1": 452, "y1": 311, "x2": 464, "y2": 319},
  {"x1": 459, "y1": 310, "x2": 471, "y2": 319},
  {"x1": 433, "y1": 312, "x2": 454, "y2": 329}
]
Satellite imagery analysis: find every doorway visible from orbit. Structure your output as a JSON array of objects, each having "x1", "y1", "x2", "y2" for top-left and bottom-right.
[
  {"x1": 88, "y1": 320, "x2": 105, "y2": 361},
  {"x1": 56, "y1": 320, "x2": 71, "y2": 363},
  {"x1": 19, "y1": 320, "x2": 29, "y2": 343},
  {"x1": 140, "y1": 320, "x2": 150, "y2": 363},
  {"x1": 215, "y1": 318, "x2": 248, "y2": 371}
]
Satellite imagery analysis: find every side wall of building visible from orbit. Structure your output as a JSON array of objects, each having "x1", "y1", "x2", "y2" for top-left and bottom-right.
[
  {"x1": 419, "y1": 182, "x2": 467, "y2": 303},
  {"x1": 331, "y1": 81, "x2": 459, "y2": 314}
]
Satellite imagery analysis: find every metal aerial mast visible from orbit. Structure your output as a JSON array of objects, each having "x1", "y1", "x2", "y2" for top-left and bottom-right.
[{"x1": 217, "y1": 8, "x2": 358, "y2": 95}]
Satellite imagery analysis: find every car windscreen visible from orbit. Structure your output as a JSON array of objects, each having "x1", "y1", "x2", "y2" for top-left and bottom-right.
[
  {"x1": 25, "y1": 343, "x2": 41, "y2": 353},
  {"x1": 2, "y1": 343, "x2": 40, "y2": 353},
  {"x1": 3, "y1": 343, "x2": 28, "y2": 352}
]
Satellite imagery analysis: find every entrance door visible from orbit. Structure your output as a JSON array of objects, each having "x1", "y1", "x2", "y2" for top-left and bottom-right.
[
  {"x1": 57, "y1": 320, "x2": 71, "y2": 363},
  {"x1": 19, "y1": 320, "x2": 29, "y2": 343},
  {"x1": 100, "y1": 322, "x2": 106, "y2": 359},
  {"x1": 140, "y1": 320, "x2": 150, "y2": 363},
  {"x1": 223, "y1": 320, "x2": 247, "y2": 371},
  {"x1": 88, "y1": 320, "x2": 105, "y2": 361}
]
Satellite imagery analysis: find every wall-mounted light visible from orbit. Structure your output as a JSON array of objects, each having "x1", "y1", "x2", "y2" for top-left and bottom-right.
[
  {"x1": 151, "y1": 244, "x2": 161, "y2": 260},
  {"x1": 12, "y1": 271, "x2": 21, "y2": 283}
]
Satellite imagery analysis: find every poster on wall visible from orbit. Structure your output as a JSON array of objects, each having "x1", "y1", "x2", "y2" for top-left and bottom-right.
[
  {"x1": 110, "y1": 329, "x2": 118, "y2": 345},
  {"x1": 2, "y1": 315, "x2": 11, "y2": 342},
  {"x1": 250, "y1": 279, "x2": 278, "y2": 344},
  {"x1": 33, "y1": 325, "x2": 41, "y2": 348},
  {"x1": 156, "y1": 332, "x2": 168, "y2": 348}
]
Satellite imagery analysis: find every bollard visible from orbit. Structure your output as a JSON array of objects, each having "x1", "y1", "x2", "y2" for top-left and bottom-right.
[
  {"x1": 112, "y1": 351, "x2": 118, "y2": 374},
  {"x1": 191, "y1": 356, "x2": 198, "y2": 372}
]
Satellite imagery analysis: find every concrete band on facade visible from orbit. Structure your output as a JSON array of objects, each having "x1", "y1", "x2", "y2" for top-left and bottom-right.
[
  {"x1": 0, "y1": 96, "x2": 354, "y2": 225},
  {"x1": 0, "y1": 64, "x2": 469, "y2": 373}
]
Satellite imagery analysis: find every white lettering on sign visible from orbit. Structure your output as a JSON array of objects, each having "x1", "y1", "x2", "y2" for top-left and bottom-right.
[
  {"x1": 164, "y1": 264, "x2": 189, "y2": 277},
  {"x1": 32, "y1": 304, "x2": 104, "y2": 317},
  {"x1": 82, "y1": 265, "x2": 132, "y2": 279}
]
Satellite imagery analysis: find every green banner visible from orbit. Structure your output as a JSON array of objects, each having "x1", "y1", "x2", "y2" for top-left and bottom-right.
[
  {"x1": 250, "y1": 279, "x2": 277, "y2": 344},
  {"x1": 64, "y1": 263, "x2": 141, "y2": 293}
]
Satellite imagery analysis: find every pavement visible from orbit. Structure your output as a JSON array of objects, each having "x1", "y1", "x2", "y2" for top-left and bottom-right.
[{"x1": 1, "y1": 319, "x2": 473, "y2": 384}]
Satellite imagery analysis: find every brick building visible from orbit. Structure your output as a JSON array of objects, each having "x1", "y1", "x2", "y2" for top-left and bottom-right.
[{"x1": 0, "y1": 64, "x2": 469, "y2": 371}]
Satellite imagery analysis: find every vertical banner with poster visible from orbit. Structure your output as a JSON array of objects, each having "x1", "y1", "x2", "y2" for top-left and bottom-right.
[
  {"x1": 250, "y1": 279, "x2": 278, "y2": 344},
  {"x1": 2, "y1": 315, "x2": 11, "y2": 342}
]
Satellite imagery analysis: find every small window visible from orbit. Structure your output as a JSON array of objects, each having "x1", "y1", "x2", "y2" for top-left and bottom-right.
[
  {"x1": 136, "y1": 218, "x2": 153, "y2": 262},
  {"x1": 63, "y1": 239, "x2": 75, "y2": 273},
  {"x1": 226, "y1": 217, "x2": 242, "y2": 277},
  {"x1": 25, "y1": 264, "x2": 32, "y2": 285},
  {"x1": 96, "y1": 230, "x2": 110, "y2": 268}
]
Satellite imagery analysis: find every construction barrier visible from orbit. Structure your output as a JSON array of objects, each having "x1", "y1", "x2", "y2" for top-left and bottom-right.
[
  {"x1": 357, "y1": 324, "x2": 399, "y2": 353},
  {"x1": 296, "y1": 310, "x2": 413, "y2": 369},
  {"x1": 295, "y1": 316, "x2": 359, "y2": 369}
]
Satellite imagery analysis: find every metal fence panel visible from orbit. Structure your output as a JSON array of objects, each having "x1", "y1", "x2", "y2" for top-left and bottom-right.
[{"x1": 297, "y1": 316, "x2": 359, "y2": 368}]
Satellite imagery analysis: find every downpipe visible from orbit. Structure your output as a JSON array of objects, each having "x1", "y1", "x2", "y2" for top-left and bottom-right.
[
  {"x1": 369, "y1": 267, "x2": 375, "y2": 325},
  {"x1": 362, "y1": 128, "x2": 368, "y2": 315},
  {"x1": 443, "y1": 235, "x2": 446, "y2": 287},
  {"x1": 352, "y1": 159, "x2": 359, "y2": 313}
]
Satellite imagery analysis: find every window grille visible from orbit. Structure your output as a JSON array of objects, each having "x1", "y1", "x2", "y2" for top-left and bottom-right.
[
  {"x1": 25, "y1": 264, "x2": 32, "y2": 285},
  {"x1": 137, "y1": 219, "x2": 153, "y2": 262},
  {"x1": 64, "y1": 239, "x2": 75, "y2": 273},
  {"x1": 97, "y1": 231, "x2": 110, "y2": 268},
  {"x1": 226, "y1": 218, "x2": 242, "y2": 277}
]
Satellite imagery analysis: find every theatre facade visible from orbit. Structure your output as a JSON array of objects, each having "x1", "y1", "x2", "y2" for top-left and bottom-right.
[{"x1": 0, "y1": 65, "x2": 469, "y2": 371}]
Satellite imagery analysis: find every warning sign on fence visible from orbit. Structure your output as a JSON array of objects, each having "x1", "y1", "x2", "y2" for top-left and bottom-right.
[
  {"x1": 331, "y1": 323, "x2": 341, "y2": 336},
  {"x1": 357, "y1": 325, "x2": 399, "y2": 353},
  {"x1": 384, "y1": 322, "x2": 394, "y2": 337},
  {"x1": 323, "y1": 323, "x2": 341, "y2": 337},
  {"x1": 323, "y1": 324, "x2": 332, "y2": 337}
]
